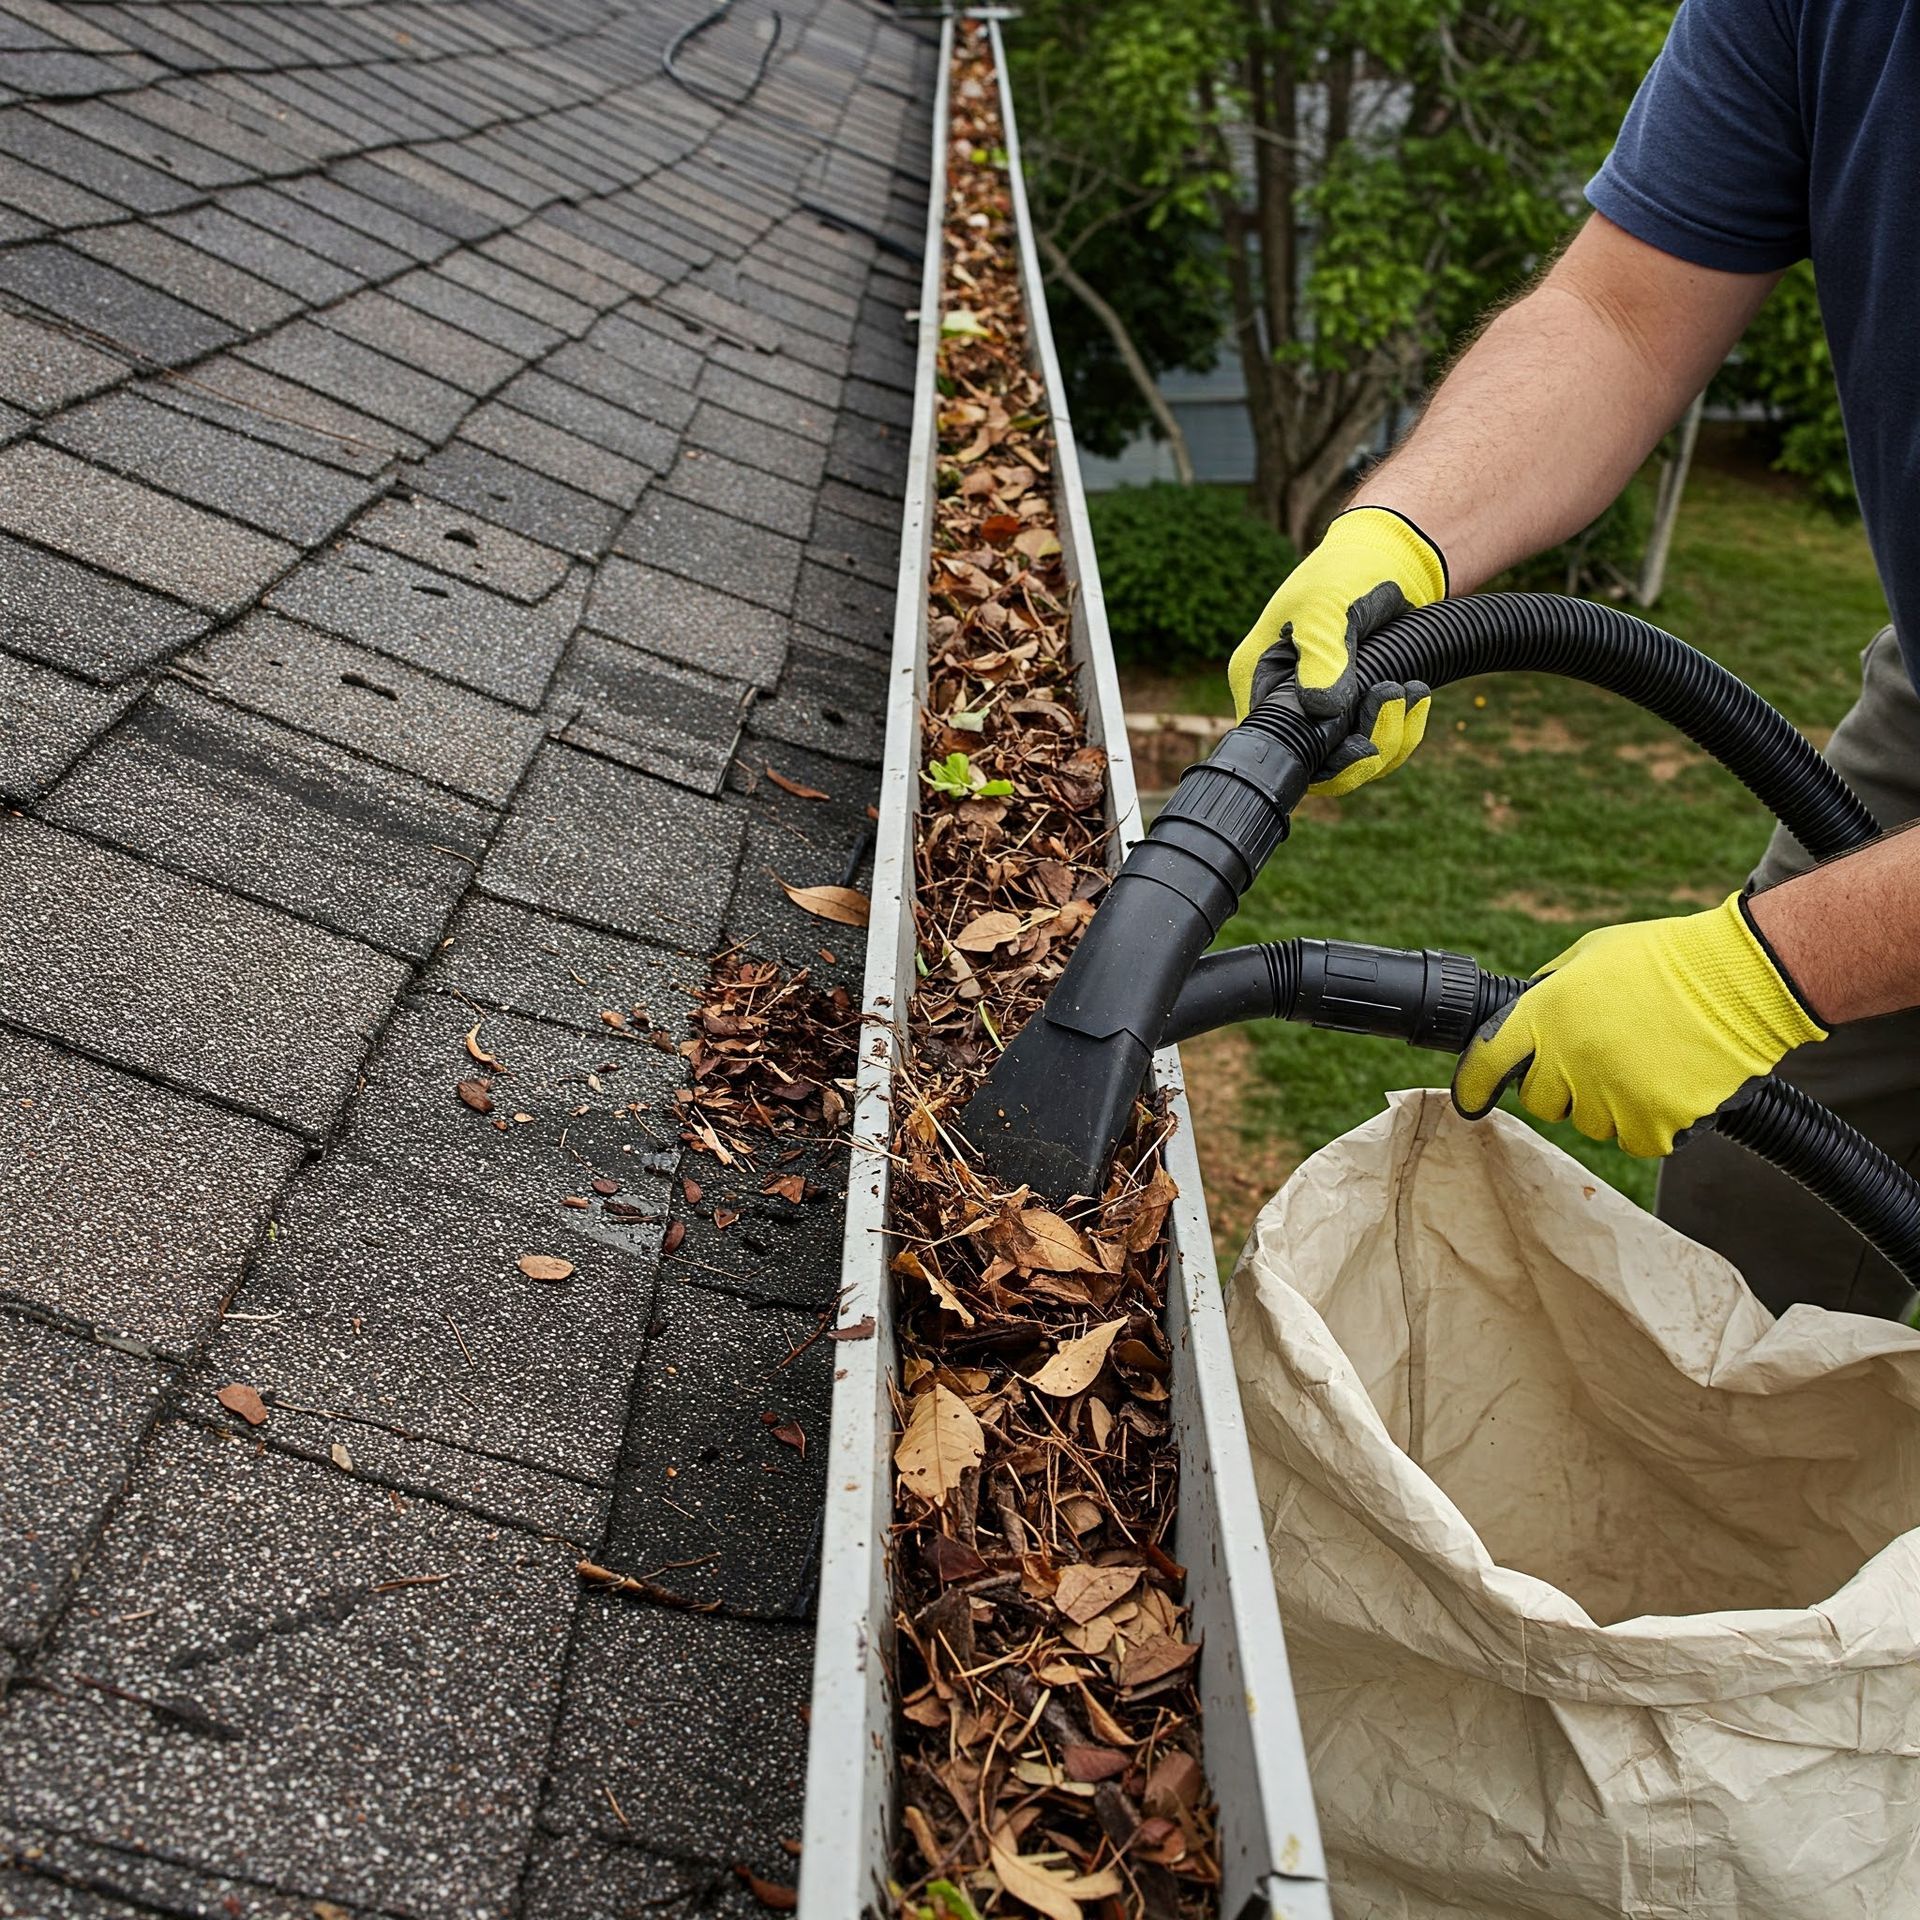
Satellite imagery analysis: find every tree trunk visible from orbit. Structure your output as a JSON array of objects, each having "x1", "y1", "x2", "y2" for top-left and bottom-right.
[
  {"x1": 1242, "y1": 6, "x2": 1299, "y2": 534},
  {"x1": 1271, "y1": 361, "x2": 1398, "y2": 550},
  {"x1": 1635, "y1": 390, "x2": 1704, "y2": 607},
  {"x1": 1212, "y1": 186, "x2": 1286, "y2": 523},
  {"x1": 1038, "y1": 232, "x2": 1195, "y2": 484}
]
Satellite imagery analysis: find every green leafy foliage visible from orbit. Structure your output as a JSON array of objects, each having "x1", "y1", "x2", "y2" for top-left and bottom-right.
[
  {"x1": 923, "y1": 751, "x2": 1013, "y2": 799},
  {"x1": 1712, "y1": 263, "x2": 1855, "y2": 513},
  {"x1": 910, "y1": 1882, "x2": 980, "y2": 1920},
  {"x1": 1009, "y1": 0, "x2": 1677, "y2": 524},
  {"x1": 1004, "y1": 2, "x2": 1232, "y2": 452},
  {"x1": 1299, "y1": 2, "x2": 1672, "y2": 375},
  {"x1": 1089, "y1": 483, "x2": 1297, "y2": 665}
]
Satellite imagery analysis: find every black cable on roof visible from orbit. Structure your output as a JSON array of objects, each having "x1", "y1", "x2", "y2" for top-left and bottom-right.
[
  {"x1": 797, "y1": 196, "x2": 921, "y2": 261},
  {"x1": 663, "y1": 0, "x2": 784, "y2": 111}
]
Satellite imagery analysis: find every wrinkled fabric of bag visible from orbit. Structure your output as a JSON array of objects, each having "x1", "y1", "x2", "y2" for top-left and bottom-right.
[{"x1": 1227, "y1": 1089, "x2": 1920, "y2": 1919}]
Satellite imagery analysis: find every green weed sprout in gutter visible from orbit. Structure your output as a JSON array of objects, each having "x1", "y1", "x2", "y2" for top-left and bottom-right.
[{"x1": 921, "y1": 750, "x2": 1013, "y2": 798}]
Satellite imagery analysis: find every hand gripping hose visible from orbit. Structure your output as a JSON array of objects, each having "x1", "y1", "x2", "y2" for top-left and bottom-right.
[
  {"x1": 963, "y1": 592, "x2": 1881, "y2": 1203},
  {"x1": 1164, "y1": 937, "x2": 1920, "y2": 1297}
]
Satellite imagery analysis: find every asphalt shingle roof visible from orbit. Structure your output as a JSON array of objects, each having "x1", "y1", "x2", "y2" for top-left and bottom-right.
[{"x1": 0, "y1": 0, "x2": 934, "y2": 1912}]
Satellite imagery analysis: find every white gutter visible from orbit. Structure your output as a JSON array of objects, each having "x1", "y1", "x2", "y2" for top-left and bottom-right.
[{"x1": 799, "y1": 18, "x2": 1333, "y2": 1916}]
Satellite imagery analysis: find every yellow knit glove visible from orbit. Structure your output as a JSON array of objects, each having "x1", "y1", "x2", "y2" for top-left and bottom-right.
[
  {"x1": 1226, "y1": 505, "x2": 1448, "y2": 798},
  {"x1": 1453, "y1": 893, "x2": 1828, "y2": 1158}
]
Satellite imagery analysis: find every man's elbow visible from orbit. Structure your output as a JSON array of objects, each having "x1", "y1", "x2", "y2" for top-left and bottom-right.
[{"x1": 1546, "y1": 210, "x2": 1780, "y2": 400}]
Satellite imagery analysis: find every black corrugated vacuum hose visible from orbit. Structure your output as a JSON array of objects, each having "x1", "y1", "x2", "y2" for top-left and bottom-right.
[
  {"x1": 1354, "y1": 592, "x2": 1877, "y2": 858},
  {"x1": 1165, "y1": 938, "x2": 1920, "y2": 1298},
  {"x1": 963, "y1": 591, "x2": 1881, "y2": 1204}
]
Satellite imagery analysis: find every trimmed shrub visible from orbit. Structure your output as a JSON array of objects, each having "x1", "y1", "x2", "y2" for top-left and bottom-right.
[{"x1": 1089, "y1": 483, "x2": 1298, "y2": 666}]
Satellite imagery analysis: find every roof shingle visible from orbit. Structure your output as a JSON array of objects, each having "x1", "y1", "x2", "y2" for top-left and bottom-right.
[{"x1": 0, "y1": 0, "x2": 938, "y2": 1904}]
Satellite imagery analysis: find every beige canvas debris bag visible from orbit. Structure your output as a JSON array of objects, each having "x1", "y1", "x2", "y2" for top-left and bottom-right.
[{"x1": 1227, "y1": 1088, "x2": 1920, "y2": 1919}]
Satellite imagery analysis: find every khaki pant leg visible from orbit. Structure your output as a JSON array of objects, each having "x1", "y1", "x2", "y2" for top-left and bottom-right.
[{"x1": 1656, "y1": 627, "x2": 1920, "y2": 1318}]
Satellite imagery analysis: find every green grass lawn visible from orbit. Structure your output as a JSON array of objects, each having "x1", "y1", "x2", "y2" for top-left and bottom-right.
[{"x1": 1120, "y1": 444, "x2": 1888, "y2": 1228}]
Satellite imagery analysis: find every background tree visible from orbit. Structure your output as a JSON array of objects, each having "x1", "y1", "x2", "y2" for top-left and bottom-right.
[
  {"x1": 1711, "y1": 263, "x2": 1855, "y2": 513},
  {"x1": 1009, "y1": 8, "x2": 1229, "y2": 477},
  {"x1": 1009, "y1": 0, "x2": 1673, "y2": 548}
]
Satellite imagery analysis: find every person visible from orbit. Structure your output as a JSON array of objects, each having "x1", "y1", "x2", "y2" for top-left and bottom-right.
[{"x1": 1226, "y1": 0, "x2": 1920, "y2": 1318}]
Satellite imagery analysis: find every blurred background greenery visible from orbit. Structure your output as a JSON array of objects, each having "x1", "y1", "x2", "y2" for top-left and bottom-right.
[
  {"x1": 1004, "y1": 2, "x2": 1879, "y2": 1260},
  {"x1": 1008, "y1": 0, "x2": 1856, "y2": 536}
]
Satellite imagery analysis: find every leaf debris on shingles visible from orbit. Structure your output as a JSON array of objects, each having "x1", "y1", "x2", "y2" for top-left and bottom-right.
[
  {"x1": 886, "y1": 27, "x2": 1218, "y2": 1919},
  {"x1": 764, "y1": 764, "x2": 831, "y2": 802},
  {"x1": 677, "y1": 953, "x2": 861, "y2": 1170},
  {"x1": 733, "y1": 1863, "x2": 799, "y2": 1912},
  {"x1": 573, "y1": 951, "x2": 862, "y2": 1608},
  {"x1": 464, "y1": 1023, "x2": 507, "y2": 1071},
  {"x1": 777, "y1": 876, "x2": 872, "y2": 927},
  {"x1": 215, "y1": 1383, "x2": 268, "y2": 1427}
]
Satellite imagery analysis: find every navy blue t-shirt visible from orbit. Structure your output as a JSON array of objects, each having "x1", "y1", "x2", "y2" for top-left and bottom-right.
[{"x1": 1587, "y1": 0, "x2": 1920, "y2": 678}]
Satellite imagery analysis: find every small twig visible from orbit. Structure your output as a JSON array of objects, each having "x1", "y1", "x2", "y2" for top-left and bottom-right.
[
  {"x1": 774, "y1": 1306, "x2": 836, "y2": 1372},
  {"x1": 577, "y1": 1558, "x2": 722, "y2": 1614},
  {"x1": 445, "y1": 1312, "x2": 476, "y2": 1371}
]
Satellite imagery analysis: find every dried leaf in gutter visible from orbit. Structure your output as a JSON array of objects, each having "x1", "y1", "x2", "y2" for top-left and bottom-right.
[
  {"x1": 1122, "y1": 1162, "x2": 1180, "y2": 1251},
  {"x1": 518, "y1": 1254, "x2": 574, "y2": 1283},
  {"x1": 1063, "y1": 1744, "x2": 1129, "y2": 1783},
  {"x1": 1054, "y1": 1562, "x2": 1142, "y2": 1623},
  {"x1": 952, "y1": 909, "x2": 1025, "y2": 952},
  {"x1": 1144, "y1": 1749, "x2": 1206, "y2": 1815},
  {"x1": 987, "y1": 1832, "x2": 1121, "y2": 1920},
  {"x1": 894, "y1": 1384, "x2": 983, "y2": 1506},
  {"x1": 991, "y1": 1207, "x2": 1103, "y2": 1275},
  {"x1": 1120, "y1": 1633, "x2": 1201, "y2": 1690},
  {"x1": 927, "y1": 1535, "x2": 987, "y2": 1582},
  {"x1": 1026, "y1": 1318, "x2": 1126, "y2": 1397},
  {"x1": 894, "y1": 1246, "x2": 975, "y2": 1325}
]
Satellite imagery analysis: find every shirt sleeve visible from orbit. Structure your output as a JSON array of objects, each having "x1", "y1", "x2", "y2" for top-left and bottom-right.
[{"x1": 1587, "y1": 0, "x2": 1809, "y2": 273}]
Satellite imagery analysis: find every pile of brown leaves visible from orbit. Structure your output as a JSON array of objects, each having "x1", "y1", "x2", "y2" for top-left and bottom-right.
[
  {"x1": 635, "y1": 948, "x2": 864, "y2": 1267},
  {"x1": 886, "y1": 27, "x2": 1218, "y2": 1920},
  {"x1": 681, "y1": 949, "x2": 860, "y2": 1153}
]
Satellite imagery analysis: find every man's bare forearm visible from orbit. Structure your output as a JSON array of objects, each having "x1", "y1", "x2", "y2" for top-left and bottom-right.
[
  {"x1": 1749, "y1": 830, "x2": 1920, "y2": 1027},
  {"x1": 1353, "y1": 284, "x2": 1685, "y2": 589},
  {"x1": 1351, "y1": 214, "x2": 1780, "y2": 592}
]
